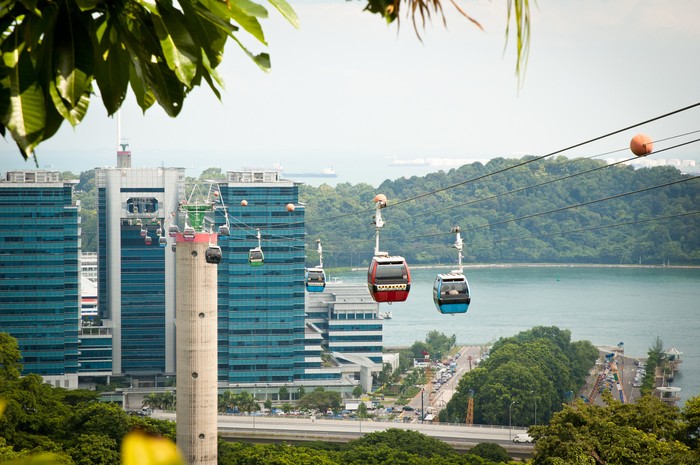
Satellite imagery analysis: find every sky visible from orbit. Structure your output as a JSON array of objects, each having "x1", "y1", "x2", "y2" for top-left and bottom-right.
[{"x1": 1, "y1": 0, "x2": 700, "y2": 187}]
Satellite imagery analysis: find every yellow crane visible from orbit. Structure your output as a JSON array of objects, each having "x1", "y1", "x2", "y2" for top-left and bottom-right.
[{"x1": 466, "y1": 389, "x2": 474, "y2": 426}]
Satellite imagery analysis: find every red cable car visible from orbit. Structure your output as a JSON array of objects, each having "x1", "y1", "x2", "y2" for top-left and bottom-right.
[{"x1": 367, "y1": 254, "x2": 411, "y2": 303}]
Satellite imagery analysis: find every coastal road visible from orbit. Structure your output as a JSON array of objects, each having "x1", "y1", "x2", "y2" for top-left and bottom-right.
[{"x1": 409, "y1": 345, "x2": 483, "y2": 413}]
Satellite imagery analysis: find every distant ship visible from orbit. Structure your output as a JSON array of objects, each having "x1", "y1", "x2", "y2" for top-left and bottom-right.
[{"x1": 283, "y1": 168, "x2": 337, "y2": 178}]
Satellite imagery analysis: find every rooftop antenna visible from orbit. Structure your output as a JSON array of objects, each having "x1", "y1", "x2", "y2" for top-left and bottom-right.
[{"x1": 116, "y1": 110, "x2": 131, "y2": 167}]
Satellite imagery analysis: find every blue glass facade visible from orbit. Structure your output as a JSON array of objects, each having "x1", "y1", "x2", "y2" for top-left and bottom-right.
[
  {"x1": 0, "y1": 175, "x2": 80, "y2": 378},
  {"x1": 217, "y1": 179, "x2": 307, "y2": 384},
  {"x1": 120, "y1": 224, "x2": 166, "y2": 373}
]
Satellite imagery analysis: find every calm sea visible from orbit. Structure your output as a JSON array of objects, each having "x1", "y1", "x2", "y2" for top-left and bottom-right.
[{"x1": 330, "y1": 266, "x2": 700, "y2": 405}]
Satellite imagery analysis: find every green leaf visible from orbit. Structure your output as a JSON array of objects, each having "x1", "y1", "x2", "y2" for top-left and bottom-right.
[
  {"x1": 232, "y1": 0, "x2": 269, "y2": 19},
  {"x1": 93, "y1": 23, "x2": 131, "y2": 114},
  {"x1": 2, "y1": 47, "x2": 46, "y2": 159},
  {"x1": 200, "y1": 51, "x2": 223, "y2": 100},
  {"x1": 153, "y1": 6, "x2": 198, "y2": 87},
  {"x1": 74, "y1": 0, "x2": 100, "y2": 11},
  {"x1": 142, "y1": 59, "x2": 185, "y2": 117},
  {"x1": 200, "y1": 0, "x2": 267, "y2": 45},
  {"x1": 128, "y1": 60, "x2": 156, "y2": 112},
  {"x1": 132, "y1": 0, "x2": 159, "y2": 16},
  {"x1": 49, "y1": 80, "x2": 90, "y2": 126},
  {"x1": 230, "y1": 34, "x2": 270, "y2": 72},
  {"x1": 53, "y1": 8, "x2": 94, "y2": 107},
  {"x1": 267, "y1": 0, "x2": 299, "y2": 29}
]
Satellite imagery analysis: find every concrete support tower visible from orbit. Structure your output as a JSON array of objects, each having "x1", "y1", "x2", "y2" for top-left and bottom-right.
[{"x1": 176, "y1": 232, "x2": 218, "y2": 465}]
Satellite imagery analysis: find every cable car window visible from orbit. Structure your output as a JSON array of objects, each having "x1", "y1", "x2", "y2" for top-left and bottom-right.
[
  {"x1": 127, "y1": 197, "x2": 159, "y2": 214},
  {"x1": 375, "y1": 263, "x2": 407, "y2": 280}
]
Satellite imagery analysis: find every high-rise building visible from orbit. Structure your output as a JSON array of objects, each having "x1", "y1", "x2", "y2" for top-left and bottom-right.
[
  {"x1": 96, "y1": 165, "x2": 185, "y2": 377},
  {"x1": 216, "y1": 170, "x2": 308, "y2": 385},
  {"x1": 0, "y1": 170, "x2": 80, "y2": 388}
]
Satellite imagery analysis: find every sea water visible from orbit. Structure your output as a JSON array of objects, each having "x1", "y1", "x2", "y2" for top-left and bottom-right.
[{"x1": 330, "y1": 266, "x2": 700, "y2": 404}]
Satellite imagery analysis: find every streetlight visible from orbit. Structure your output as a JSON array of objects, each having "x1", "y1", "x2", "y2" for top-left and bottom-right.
[{"x1": 509, "y1": 401, "x2": 516, "y2": 441}]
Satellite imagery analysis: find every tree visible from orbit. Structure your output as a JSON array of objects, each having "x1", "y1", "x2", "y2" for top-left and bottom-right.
[
  {"x1": 352, "y1": 385, "x2": 363, "y2": 398},
  {"x1": 349, "y1": 429, "x2": 455, "y2": 459},
  {"x1": 0, "y1": 333, "x2": 22, "y2": 381},
  {"x1": 469, "y1": 442, "x2": 511, "y2": 463},
  {"x1": 66, "y1": 433, "x2": 120, "y2": 465},
  {"x1": 298, "y1": 387, "x2": 342, "y2": 414},
  {"x1": 680, "y1": 395, "x2": 700, "y2": 450},
  {"x1": 278, "y1": 386, "x2": 289, "y2": 402},
  {"x1": 357, "y1": 403, "x2": 368, "y2": 419},
  {"x1": 1, "y1": 1, "x2": 531, "y2": 161},
  {"x1": 530, "y1": 398, "x2": 695, "y2": 465}
]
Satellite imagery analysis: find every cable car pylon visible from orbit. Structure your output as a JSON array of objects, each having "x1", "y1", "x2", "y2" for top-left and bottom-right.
[
  {"x1": 433, "y1": 226, "x2": 471, "y2": 315},
  {"x1": 366, "y1": 194, "x2": 411, "y2": 303}
]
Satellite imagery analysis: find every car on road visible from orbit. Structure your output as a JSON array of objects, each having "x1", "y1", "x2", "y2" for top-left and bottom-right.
[{"x1": 513, "y1": 433, "x2": 533, "y2": 443}]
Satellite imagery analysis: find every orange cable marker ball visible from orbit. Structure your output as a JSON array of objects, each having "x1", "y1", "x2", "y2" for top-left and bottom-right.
[
  {"x1": 286, "y1": 203, "x2": 295, "y2": 212},
  {"x1": 630, "y1": 133, "x2": 653, "y2": 157},
  {"x1": 374, "y1": 194, "x2": 387, "y2": 207},
  {"x1": 241, "y1": 200, "x2": 248, "y2": 207}
]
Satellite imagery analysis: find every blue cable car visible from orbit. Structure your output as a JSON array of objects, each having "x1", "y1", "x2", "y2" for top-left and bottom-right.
[
  {"x1": 433, "y1": 272, "x2": 471, "y2": 314},
  {"x1": 305, "y1": 267, "x2": 326, "y2": 292}
]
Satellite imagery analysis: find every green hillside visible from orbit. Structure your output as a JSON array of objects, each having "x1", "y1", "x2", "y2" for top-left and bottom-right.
[{"x1": 300, "y1": 156, "x2": 700, "y2": 267}]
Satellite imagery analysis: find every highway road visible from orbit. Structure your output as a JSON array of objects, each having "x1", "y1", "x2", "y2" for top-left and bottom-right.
[{"x1": 154, "y1": 411, "x2": 533, "y2": 455}]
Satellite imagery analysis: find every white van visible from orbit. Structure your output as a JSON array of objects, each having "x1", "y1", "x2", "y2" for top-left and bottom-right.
[{"x1": 513, "y1": 433, "x2": 533, "y2": 443}]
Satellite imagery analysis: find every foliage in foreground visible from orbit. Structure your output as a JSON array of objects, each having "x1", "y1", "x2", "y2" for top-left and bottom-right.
[
  {"x1": 3, "y1": 333, "x2": 700, "y2": 464},
  {"x1": 530, "y1": 394, "x2": 700, "y2": 465}
]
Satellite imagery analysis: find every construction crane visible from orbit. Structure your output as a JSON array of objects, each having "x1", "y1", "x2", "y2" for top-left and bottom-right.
[{"x1": 466, "y1": 389, "x2": 474, "y2": 426}]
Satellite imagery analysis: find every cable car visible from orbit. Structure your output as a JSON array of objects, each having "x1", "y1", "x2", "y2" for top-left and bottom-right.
[
  {"x1": 144, "y1": 235, "x2": 152, "y2": 245},
  {"x1": 158, "y1": 236, "x2": 167, "y2": 248},
  {"x1": 248, "y1": 247, "x2": 264, "y2": 266},
  {"x1": 367, "y1": 255, "x2": 411, "y2": 303},
  {"x1": 168, "y1": 225, "x2": 180, "y2": 237},
  {"x1": 433, "y1": 272, "x2": 471, "y2": 314},
  {"x1": 218, "y1": 225, "x2": 230, "y2": 236},
  {"x1": 205, "y1": 245, "x2": 222, "y2": 264},
  {"x1": 182, "y1": 226, "x2": 195, "y2": 241},
  {"x1": 305, "y1": 267, "x2": 326, "y2": 292}
]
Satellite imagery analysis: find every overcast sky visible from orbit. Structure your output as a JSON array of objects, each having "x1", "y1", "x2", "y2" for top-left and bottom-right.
[{"x1": 2, "y1": 0, "x2": 699, "y2": 186}]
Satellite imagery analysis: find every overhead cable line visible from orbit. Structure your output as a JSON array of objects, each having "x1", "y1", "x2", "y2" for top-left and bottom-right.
[
  {"x1": 406, "y1": 136, "x2": 700, "y2": 221},
  {"x1": 384, "y1": 102, "x2": 700, "y2": 209},
  {"x1": 299, "y1": 102, "x2": 700, "y2": 228},
  {"x1": 398, "y1": 175, "x2": 699, "y2": 240}
]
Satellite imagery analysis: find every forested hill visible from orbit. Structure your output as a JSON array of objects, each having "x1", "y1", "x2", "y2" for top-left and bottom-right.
[{"x1": 299, "y1": 156, "x2": 700, "y2": 267}]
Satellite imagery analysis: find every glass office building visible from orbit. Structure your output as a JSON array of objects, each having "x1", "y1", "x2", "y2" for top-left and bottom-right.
[
  {"x1": 96, "y1": 166, "x2": 184, "y2": 376},
  {"x1": 216, "y1": 171, "x2": 310, "y2": 384},
  {"x1": 0, "y1": 171, "x2": 80, "y2": 388}
]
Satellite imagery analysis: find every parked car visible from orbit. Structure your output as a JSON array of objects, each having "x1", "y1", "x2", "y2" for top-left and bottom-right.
[{"x1": 513, "y1": 433, "x2": 533, "y2": 443}]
